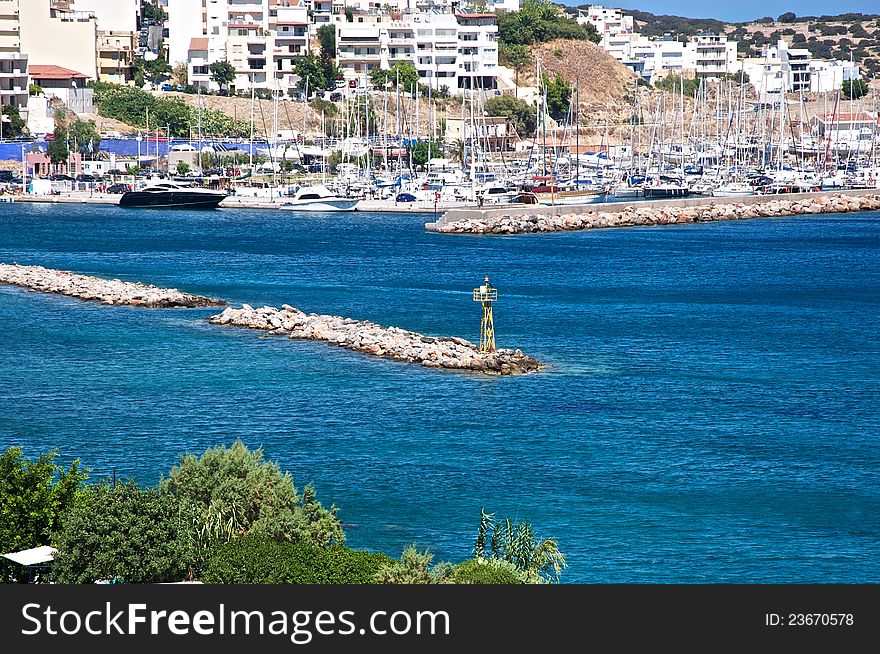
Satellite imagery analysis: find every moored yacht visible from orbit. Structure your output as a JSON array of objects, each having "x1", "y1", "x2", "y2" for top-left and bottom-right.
[
  {"x1": 280, "y1": 185, "x2": 359, "y2": 212},
  {"x1": 118, "y1": 181, "x2": 227, "y2": 209}
]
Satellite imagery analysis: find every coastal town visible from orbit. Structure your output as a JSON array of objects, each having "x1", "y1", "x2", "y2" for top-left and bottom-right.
[
  {"x1": 0, "y1": 1, "x2": 877, "y2": 211},
  {"x1": 1, "y1": 1, "x2": 879, "y2": 623}
]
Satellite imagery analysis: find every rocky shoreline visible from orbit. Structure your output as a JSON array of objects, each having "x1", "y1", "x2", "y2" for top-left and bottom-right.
[
  {"x1": 433, "y1": 193, "x2": 880, "y2": 235},
  {"x1": 209, "y1": 304, "x2": 543, "y2": 375},
  {"x1": 0, "y1": 263, "x2": 226, "y2": 308}
]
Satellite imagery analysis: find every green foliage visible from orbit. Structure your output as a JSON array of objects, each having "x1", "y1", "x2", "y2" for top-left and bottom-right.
[
  {"x1": 209, "y1": 61, "x2": 236, "y2": 90},
  {"x1": 144, "y1": 56, "x2": 172, "y2": 85},
  {"x1": 202, "y1": 535, "x2": 392, "y2": 584},
  {"x1": 142, "y1": 1, "x2": 166, "y2": 23},
  {"x1": 778, "y1": 12, "x2": 798, "y2": 23},
  {"x1": 543, "y1": 73, "x2": 572, "y2": 121},
  {"x1": 173, "y1": 62, "x2": 188, "y2": 86},
  {"x1": 2, "y1": 105, "x2": 27, "y2": 138},
  {"x1": 842, "y1": 78, "x2": 869, "y2": 99},
  {"x1": 486, "y1": 95, "x2": 536, "y2": 137},
  {"x1": 373, "y1": 546, "x2": 451, "y2": 584},
  {"x1": 317, "y1": 24, "x2": 336, "y2": 58},
  {"x1": 498, "y1": 0, "x2": 599, "y2": 46},
  {"x1": 293, "y1": 53, "x2": 327, "y2": 92},
  {"x1": 718, "y1": 71, "x2": 751, "y2": 84},
  {"x1": 52, "y1": 481, "x2": 189, "y2": 584},
  {"x1": 29, "y1": 84, "x2": 43, "y2": 96},
  {"x1": 0, "y1": 447, "x2": 86, "y2": 582},
  {"x1": 473, "y1": 509, "x2": 567, "y2": 583},
  {"x1": 654, "y1": 74, "x2": 701, "y2": 97},
  {"x1": 93, "y1": 83, "x2": 249, "y2": 137},
  {"x1": 160, "y1": 440, "x2": 344, "y2": 548},
  {"x1": 450, "y1": 558, "x2": 526, "y2": 584},
  {"x1": 68, "y1": 119, "x2": 101, "y2": 157},
  {"x1": 618, "y1": 9, "x2": 727, "y2": 39},
  {"x1": 176, "y1": 162, "x2": 191, "y2": 175},
  {"x1": 408, "y1": 140, "x2": 442, "y2": 167},
  {"x1": 47, "y1": 128, "x2": 69, "y2": 164},
  {"x1": 370, "y1": 61, "x2": 420, "y2": 91},
  {"x1": 310, "y1": 97, "x2": 339, "y2": 119}
]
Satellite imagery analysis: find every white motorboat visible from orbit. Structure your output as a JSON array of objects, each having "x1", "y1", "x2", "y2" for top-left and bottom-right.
[
  {"x1": 280, "y1": 185, "x2": 359, "y2": 212},
  {"x1": 711, "y1": 181, "x2": 755, "y2": 197}
]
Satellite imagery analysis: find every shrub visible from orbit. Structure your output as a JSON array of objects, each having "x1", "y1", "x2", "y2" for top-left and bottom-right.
[
  {"x1": 373, "y1": 546, "x2": 451, "y2": 584},
  {"x1": 202, "y1": 535, "x2": 392, "y2": 584},
  {"x1": 52, "y1": 481, "x2": 189, "y2": 584},
  {"x1": 450, "y1": 559, "x2": 526, "y2": 584}
]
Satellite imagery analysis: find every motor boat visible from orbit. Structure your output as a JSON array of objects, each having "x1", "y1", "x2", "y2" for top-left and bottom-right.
[
  {"x1": 711, "y1": 181, "x2": 755, "y2": 197},
  {"x1": 118, "y1": 181, "x2": 227, "y2": 209},
  {"x1": 280, "y1": 185, "x2": 359, "y2": 212}
]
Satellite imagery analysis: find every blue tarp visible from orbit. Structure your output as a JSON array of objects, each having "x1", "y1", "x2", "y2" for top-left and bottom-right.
[{"x1": 0, "y1": 138, "x2": 258, "y2": 161}]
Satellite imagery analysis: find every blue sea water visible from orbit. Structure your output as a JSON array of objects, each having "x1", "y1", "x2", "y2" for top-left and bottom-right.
[{"x1": 1, "y1": 203, "x2": 878, "y2": 583}]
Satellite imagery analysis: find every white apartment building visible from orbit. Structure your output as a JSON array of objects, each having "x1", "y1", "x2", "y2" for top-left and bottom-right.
[
  {"x1": 0, "y1": 0, "x2": 29, "y2": 115},
  {"x1": 19, "y1": 0, "x2": 98, "y2": 81},
  {"x1": 336, "y1": 10, "x2": 498, "y2": 94},
  {"x1": 742, "y1": 40, "x2": 861, "y2": 100},
  {"x1": 72, "y1": 0, "x2": 140, "y2": 83}
]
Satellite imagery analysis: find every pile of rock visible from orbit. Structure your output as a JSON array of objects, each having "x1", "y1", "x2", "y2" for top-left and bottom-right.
[
  {"x1": 435, "y1": 194, "x2": 880, "y2": 235},
  {"x1": 209, "y1": 304, "x2": 543, "y2": 375},
  {"x1": 0, "y1": 263, "x2": 225, "y2": 308}
]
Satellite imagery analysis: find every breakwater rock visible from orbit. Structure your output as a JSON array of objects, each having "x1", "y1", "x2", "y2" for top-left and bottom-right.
[
  {"x1": 0, "y1": 263, "x2": 225, "y2": 308},
  {"x1": 209, "y1": 304, "x2": 543, "y2": 375},
  {"x1": 435, "y1": 193, "x2": 880, "y2": 235}
]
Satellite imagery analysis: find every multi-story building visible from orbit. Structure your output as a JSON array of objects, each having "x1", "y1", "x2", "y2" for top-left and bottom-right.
[
  {"x1": 743, "y1": 40, "x2": 861, "y2": 99},
  {"x1": 19, "y1": 0, "x2": 98, "y2": 81},
  {"x1": 71, "y1": 0, "x2": 139, "y2": 83},
  {"x1": 0, "y1": 0, "x2": 29, "y2": 115},
  {"x1": 454, "y1": 12, "x2": 497, "y2": 91},
  {"x1": 690, "y1": 33, "x2": 737, "y2": 80}
]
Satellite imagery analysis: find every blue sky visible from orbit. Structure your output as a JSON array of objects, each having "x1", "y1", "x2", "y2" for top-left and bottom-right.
[{"x1": 561, "y1": 2, "x2": 880, "y2": 22}]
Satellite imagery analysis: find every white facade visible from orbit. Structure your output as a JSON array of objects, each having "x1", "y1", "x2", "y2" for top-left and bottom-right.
[
  {"x1": 19, "y1": 1, "x2": 99, "y2": 80},
  {"x1": 577, "y1": 5, "x2": 634, "y2": 39},
  {"x1": 0, "y1": 0, "x2": 28, "y2": 114},
  {"x1": 743, "y1": 40, "x2": 862, "y2": 99},
  {"x1": 70, "y1": 0, "x2": 139, "y2": 32},
  {"x1": 169, "y1": 0, "x2": 205, "y2": 66}
]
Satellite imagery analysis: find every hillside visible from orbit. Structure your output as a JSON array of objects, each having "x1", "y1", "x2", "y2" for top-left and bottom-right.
[{"x1": 602, "y1": 9, "x2": 880, "y2": 79}]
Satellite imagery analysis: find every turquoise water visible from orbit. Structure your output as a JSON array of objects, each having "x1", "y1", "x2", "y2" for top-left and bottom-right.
[{"x1": 1, "y1": 203, "x2": 878, "y2": 583}]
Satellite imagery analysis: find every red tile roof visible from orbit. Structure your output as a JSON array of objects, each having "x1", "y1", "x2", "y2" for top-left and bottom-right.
[
  {"x1": 189, "y1": 37, "x2": 209, "y2": 51},
  {"x1": 28, "y1": 65, "x2": 89, "y2": 80}
]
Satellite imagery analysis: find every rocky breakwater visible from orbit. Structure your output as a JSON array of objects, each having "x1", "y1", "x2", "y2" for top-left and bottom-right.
[
  {"x1": 209, "y1": 304, "x2": 543, "y2": 375},
  {"x1": 0, "y1": 263, "x2": 225, "y2": 308},
  {"x1": 434, "y1": 193, "x2": 880, "y2": 235}
]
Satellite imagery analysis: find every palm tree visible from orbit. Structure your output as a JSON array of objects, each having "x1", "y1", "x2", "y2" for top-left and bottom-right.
[
  {"x1": 474, "y1": 509, "x2": 567, "y2": 583},
  {"x1": 449, "y1": 138, "x2": 465, "y2": 164}
]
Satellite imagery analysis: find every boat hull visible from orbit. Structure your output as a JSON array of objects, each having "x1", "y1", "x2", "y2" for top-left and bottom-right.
[
  {"x1": 118, "y1": 191, "x2": 226, "y2": 209},
  {"x1": 281, "y1": 199, "x2": 359, "y2": 212}
]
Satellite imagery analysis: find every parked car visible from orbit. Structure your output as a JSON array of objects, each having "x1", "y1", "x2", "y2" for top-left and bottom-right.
[
  {"x1": 105, "y1": 168, "x2": 127, "y2": 176},
  {"x1": 76, "y1": 174, "x2": 97, "y2": 183},
  {"x1": 48, "y1": 174, "x2": 74, "y2": 181},
  {"x1": 106, "y1": 183, "x2": 132, "y2": 194}
]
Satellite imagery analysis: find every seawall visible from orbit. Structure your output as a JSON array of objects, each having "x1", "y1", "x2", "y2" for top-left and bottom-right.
[
  {"x1": 209, "y1": 304, "x2": 543, "y2": 375},
  {"x1": 425, "y1": 190, "x2": 880, "y2": 234},
  {"x1": 0, "y1": 263, "x2": 225, "y2": 308}
]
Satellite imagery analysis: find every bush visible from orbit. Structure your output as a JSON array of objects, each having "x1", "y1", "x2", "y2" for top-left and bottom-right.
[
  {"x1": 373, "y1": 546, "x2": 450, "y2": 584},
  {"x1": 52, "y1": 481, "x2": 189, "y2": 584},
  {"x1": 202, "y1": 535, "x2": 393, "y2": 584},
  {"x1": 450, "y1": 559, "x2": 526, "y2": 584}
]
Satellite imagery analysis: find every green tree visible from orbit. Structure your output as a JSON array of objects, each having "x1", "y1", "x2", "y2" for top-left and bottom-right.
[
  {"x1": 408, "y1": 140, "x2": 442, "y2": 166},
  {"x1": 209, "y1": 60, "x2": 237, "y2": 93},
  {"x1": 293, "y1": 53, "x2": 327, "y2": 93},
  {"x1": 496, "y1": 0, "x2": 599, "y2": 47},
  {"x1": 1, "y1": 105, "x2": 27, "y2": 138},
  {"x1": 47, "y1": 128, "x2": 69, "y2": 165},
  {"x1": 68, "y1": 119, "x2": 102, "y2": 158},
  {"x1": 543, "y1": 73, "x2": 572, "y2": 121},
  {"x1": 499, "y1": 43, "x2": 530, "y2": 93},
  {"x1": 486, "y1": 95, "x2": 536, "y2": 137},
  {"x1": 370, "y1": 61, "x2": 420, "y2": 92},
  {"x1": 159, "y1": 440, "x2": 344, "y2": 548},
  {"x1": 842, "y1": 78, "x2": 869, "y2": 99},
  {"x1": 172, "y1": 61, "x2": 189, "y2": 86},
  {"x1": 142, "y1": 1, "x2": 166, "y2": 23},
  {"x1": 143, "y1": 56, "x2": 172, "y2": 86},
  {"x1": 52, "y1": 481, "x2": 189, "y2": 584},
  {"x1": 449, "y1": 558, "x2": 526, "y2": 584},
  {"x1": 176, "y1": 162, "x2": 191, "y2": 175},
  {"x1": 473, "y1": 509, "x2": 567, "y2": 583},
  {"x1": 778, "y1": 12, "x2": 797, "y2": 23},
  {"x1": 448, "y1": 138, "x2": 465, "y2": 164},
  {"x1": 0, "y1": 447, "x2": 86, "y2": 582},
  {"x1": 317, "y1": 24, "x2": 336, "y2": 59}
]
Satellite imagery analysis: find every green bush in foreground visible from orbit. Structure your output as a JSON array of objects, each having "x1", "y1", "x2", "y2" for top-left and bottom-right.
[
  {"x1": 450, "y1": 558, "x2": 526, "y2": 584},
  {"x1": 202, "y1": 535, "x2": 393, "y2": 584}
]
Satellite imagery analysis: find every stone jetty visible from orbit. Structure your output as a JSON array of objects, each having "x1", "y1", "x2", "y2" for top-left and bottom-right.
[
  {"x1": 431, "y1": 193, "x2": 880, "y2": 235},
  {"x1": 0, "y1": 263, "x2": 225, "y2": 308},
  {"x1": 209, "y1": 304, "x2": 543, "y2": 375}
]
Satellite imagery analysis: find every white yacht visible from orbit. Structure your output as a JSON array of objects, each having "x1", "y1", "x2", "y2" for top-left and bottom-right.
[{"x1": 280, "y1": 185, "x2": 359, "y2": 212}]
